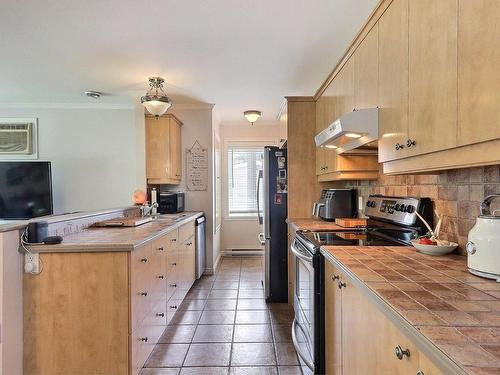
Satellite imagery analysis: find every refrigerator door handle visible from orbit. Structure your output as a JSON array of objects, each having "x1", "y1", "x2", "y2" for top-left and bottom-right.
[
  {"x1": 256, "y1": 169, "x2": 263, "y2": 225},
  {"x1": 258, "y1": 232, "x2": 266, "y2": 245}
]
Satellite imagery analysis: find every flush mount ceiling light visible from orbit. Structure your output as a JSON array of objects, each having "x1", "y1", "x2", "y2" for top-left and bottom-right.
[
  {"x1": 85, "y1": 90, "x2": 102, "y2": 99},
  {"x1": 141, "y1": 77, "x2": 172, "y2": 118},
  {"x1": 244, "y1": 110, "x2": 262, "y2": 125}
]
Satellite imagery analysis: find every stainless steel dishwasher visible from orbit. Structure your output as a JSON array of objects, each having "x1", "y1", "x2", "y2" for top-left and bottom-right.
[{"x1": 195, "y1": 215, "x2": 206, "y2": 279}]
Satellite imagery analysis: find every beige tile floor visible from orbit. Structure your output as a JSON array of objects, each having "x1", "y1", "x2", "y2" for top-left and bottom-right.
[{"x1": 141, "y1": 256, "x2": 311, "y2": 375}]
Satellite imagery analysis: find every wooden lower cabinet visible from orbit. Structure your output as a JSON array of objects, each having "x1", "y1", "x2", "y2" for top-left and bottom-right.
[
  {"x1": 24, "y1": 221, "x2": 197, "y2": 375},
  {"x1": 324, "y1": 260, "x2": 443, "y2": 375}
]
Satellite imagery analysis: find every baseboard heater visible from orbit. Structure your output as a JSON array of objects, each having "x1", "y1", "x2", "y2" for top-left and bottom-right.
[{"x1": 222, "y1": 248, "x2": 264, "y2": 256}]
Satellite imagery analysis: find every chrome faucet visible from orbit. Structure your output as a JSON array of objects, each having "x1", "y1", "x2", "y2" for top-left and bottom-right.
[{"x1": 140, "y1": 202, "x2": 159, "y2": 217}]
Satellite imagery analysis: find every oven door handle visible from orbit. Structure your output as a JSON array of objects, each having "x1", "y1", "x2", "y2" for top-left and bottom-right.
[
  {"x1": 291, "y1": 239, "x2": 313, "y2": 263},
  {"x1": 292, "y1": 319, "x2": 314, "y2": 371}
]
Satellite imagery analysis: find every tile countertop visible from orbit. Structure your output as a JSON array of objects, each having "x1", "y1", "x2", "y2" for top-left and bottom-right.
[
  {"x1": 287, "y1": 218, "x2": 348, "y2": 231},
  {"x1": 24, "y1": 212, "x2": 204, "y2": 253},
  {"x1": 321, "y1": 245, "x2": 500, "y2": 375}
]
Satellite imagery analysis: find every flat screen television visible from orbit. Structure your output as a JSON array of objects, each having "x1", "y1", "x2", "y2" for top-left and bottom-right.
[{"x1": 0, "y1": 161, "x2": 53, "y2": 219}]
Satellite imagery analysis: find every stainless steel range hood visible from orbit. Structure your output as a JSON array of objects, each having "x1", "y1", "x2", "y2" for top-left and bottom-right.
[{"x1": 314, "y1": 108, "x2": 378, "y2": 154}]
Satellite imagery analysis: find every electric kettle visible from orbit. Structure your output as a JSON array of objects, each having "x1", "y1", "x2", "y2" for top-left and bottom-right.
[{"x1": 466, "y1": 194, "x2": 500, "y2": 280}]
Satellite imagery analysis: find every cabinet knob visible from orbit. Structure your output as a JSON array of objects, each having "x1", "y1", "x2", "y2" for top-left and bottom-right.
[
  {"x1": 158, "y1": 247, "x2": 164, "y2": 251},
  {"x1": 140, "y1": 258, "x2": 148, "y2": 263},
  {"x1": 395, "y1": 345, "x2": 410, "y2": 360},
  {"x1": 158, "y1": 275, "x2": 164, "y2": 279},
  {"x1": 406, "y1": 139, "x2": 416, "y2": 148},
  {"x1": 332, "y1": 275, "x2": 340, "y2": 281},
  {"x1": 139, "y1": 337, "x2": 148, "y2": 342},
  {"x1": 156, "y1": 313, "x2": 165, "y2": 317},
  {"x1": 139, "y1": 292, "x2": 148, "y2": 296},
  {"x1": 337, "y1": 281, "x2": 346, "y2": 289},
  {"x1": 395, "y1": 143, "x2": 404, "y2": 150},
  {"x1": 169, "y1": 305, "x2": 178, "y2": 309}
]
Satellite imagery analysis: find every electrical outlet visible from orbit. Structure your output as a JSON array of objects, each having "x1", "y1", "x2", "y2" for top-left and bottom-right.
[{"x1": 25, "y1": 253, "x2": 40, "y2": 274}]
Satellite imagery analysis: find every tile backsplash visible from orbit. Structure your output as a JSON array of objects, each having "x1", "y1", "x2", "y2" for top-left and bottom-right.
[{"x1": 343, "y1": 165, "x2": 500, "y2": 254}]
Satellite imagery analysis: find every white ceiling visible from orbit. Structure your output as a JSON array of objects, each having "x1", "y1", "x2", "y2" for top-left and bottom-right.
[{"x1": 0, "y1": 0, "x2": 378, "y2": 121}]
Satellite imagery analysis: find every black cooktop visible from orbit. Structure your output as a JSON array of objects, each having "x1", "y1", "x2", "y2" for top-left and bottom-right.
[{"x1": 296, "y1": 227, "x2": 415, "y2": 255}]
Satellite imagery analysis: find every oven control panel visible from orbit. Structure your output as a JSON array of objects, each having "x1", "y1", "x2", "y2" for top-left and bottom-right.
[{"x1": 364, "y1": 195, "x2": 421, "y2": 226}]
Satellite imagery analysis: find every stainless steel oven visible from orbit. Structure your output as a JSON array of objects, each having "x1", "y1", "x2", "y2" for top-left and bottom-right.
[{"x1": 291, "y1": 236, "x2": 324, "y2": 374}]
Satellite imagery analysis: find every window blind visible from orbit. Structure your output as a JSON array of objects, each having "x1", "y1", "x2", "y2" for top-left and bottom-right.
[{"x1": 227, "y1": 146, "x2": 264, "y2": 215}]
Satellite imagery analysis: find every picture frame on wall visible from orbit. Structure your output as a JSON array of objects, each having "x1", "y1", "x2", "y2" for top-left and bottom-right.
[{"x1": 0, "y1": 118, "x2": 39, "y2": 160}]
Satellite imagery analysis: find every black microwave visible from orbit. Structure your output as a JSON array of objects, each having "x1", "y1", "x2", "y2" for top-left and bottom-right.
[{"x1": 158, "y1": 192, "x2": 185, "y2": 214}]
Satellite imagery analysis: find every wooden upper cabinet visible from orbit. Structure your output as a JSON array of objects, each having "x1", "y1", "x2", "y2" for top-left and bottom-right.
[
  {"x1": 378, "y1": 0, "x2": 409, "y2": 163},
  {"x1": 336, "y1": 58, "x2": 355, "y2": 117},
  {"x1": 408, "y1": 0, "x2": 458, "y2": 156},
  {"x1": 354, "y1": 23, "x2": 379, "y2": 110},
  {"x1": 458, "y1": 0, "x2": 500, "y2": 146},
  {"x1": 169, "y1": 117, "x2": 182, "y2": 180},
  {"x1": 316, "y1": 78, "x2": 339, "y2": 176},
  {"x1": 146, "y1": 114, "x2": 183, "y2": 184}
]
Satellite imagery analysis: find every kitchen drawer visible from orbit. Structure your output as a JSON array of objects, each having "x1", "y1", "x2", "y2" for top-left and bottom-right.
[
  {"x1": 178, "y1": 222, "x2": 195, "y2": 243},
  {"x1": 167, "y1": 299, "x2": 182, "y2": 324},
  {"x1": 165, "y1": 228, "x2": 179, "y2": 248},
  {"x1": 130, "y1": 244, "x2": 153, "y2": 332},
  {"x1": 143, "y1": 300, "x2": 168, "y2": 327},
  {"x1": 130, "y1": 320, "x2": 164, "y2": 375}
]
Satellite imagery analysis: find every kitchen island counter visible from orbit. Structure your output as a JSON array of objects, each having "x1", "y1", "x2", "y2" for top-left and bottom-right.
[
  {"x1": 25, "y1": 211, "x2": 203, "y2": 253},
  {"x1": 321, "y1": 245, "x2": 500, "y2": 375}
]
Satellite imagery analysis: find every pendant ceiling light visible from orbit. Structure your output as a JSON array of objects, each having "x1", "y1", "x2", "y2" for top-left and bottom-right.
[
  {"x1": 244, "y1": 110, "x2": 262, "y2": 125},
  {"x1": 141, "y1": 77, "x2": 172, "y2": 118}
]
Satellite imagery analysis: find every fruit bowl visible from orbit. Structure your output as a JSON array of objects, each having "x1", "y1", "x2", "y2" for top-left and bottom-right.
[{"x1": 410, "y1": 240, "x2": 458, "y2": 256}]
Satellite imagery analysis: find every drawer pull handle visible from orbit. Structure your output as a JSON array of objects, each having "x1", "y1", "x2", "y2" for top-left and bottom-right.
[
  {"x1": 416, "y1": 371, "x2": 425, "y2": 375},
  {"x1": 332, "y1": 275, "x2": 340, "y2": 281},
  {"x1": 140, "y1": 258, "x2": 148, "y2": 263},
  {"x1": 158, "y1": 275, "x2": 164, "y2": 279},
  {"x1": 171, "y1": 262, "x2": 177, "y2": 266},
  {"x1": 169, "y1": 305, "x2": 178, "y2": 309},
  {"x1": 186, "y1": 242, "x2": 192, "y2": 246},
  {"x1": 169, "y1": 284, "x2": 177, "y2": 288},
  {"x1": 139, "y1": 292, "x2": 148, "y2": 296},
  {"x1": 158, "y1": 247, "x2": 164, "y2": 251},
  {"x1": 171, "y1": 239, "x2": 177, "y2": 242},
  {"x1": 337, "y1": 281, "x2": 346, "y2": 289},
  {"x1": 139, "y1": 337, "x2": 148, "y2": 342},
  {"x1": 406, "y1": 139, "x2": 416, "y2": 148},
  {"x1": 395, "y1": 345, "x2": 410, "y2": 360},
  {"x1": 395, "y1": 143, "x2": 404, "y2": 150},
  {"x1": 156, "y1": 313, "x2": 165, "y2": 317}
]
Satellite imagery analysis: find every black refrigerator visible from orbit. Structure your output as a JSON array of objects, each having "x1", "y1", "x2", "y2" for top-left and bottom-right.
[{"x1": 257, "y1": 146, "x2": 288, "y2": 302}]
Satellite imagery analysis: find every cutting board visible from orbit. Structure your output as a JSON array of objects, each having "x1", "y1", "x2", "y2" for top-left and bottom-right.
[
  {"x1": 92, "y1": 217, "x2": 153, "y2": 227},
  {"x1": 335, "y1": 218, "x2": 367, "y2": 228}
]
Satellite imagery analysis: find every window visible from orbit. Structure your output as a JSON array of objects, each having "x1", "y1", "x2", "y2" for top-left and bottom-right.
[{"x1": 227, "y1": 145, "x2": 264, "y2": 216}]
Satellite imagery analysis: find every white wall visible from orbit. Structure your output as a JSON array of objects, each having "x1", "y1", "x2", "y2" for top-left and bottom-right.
[
  {"x1": 220, "y1": 121, "x2": 286, "y2": 252},
  {"x1": 170, "y1": 106, "x2": 218, "y2": 273},
  {"x1": 0, "y1": 105, "x2": 146, "y2": 214}
]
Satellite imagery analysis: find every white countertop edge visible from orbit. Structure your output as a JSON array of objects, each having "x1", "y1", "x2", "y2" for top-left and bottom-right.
[
  {"x1": 320, "y1": 247, "x2": 469, "y2": 375},
  {"x1": 22, "y1": 212, "x2": 204, "y2": 253}
]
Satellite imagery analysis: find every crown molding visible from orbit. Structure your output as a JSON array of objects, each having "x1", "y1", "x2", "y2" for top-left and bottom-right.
[{"x1": 0, "y1": 102, "x2": 135, "y2": 110}]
